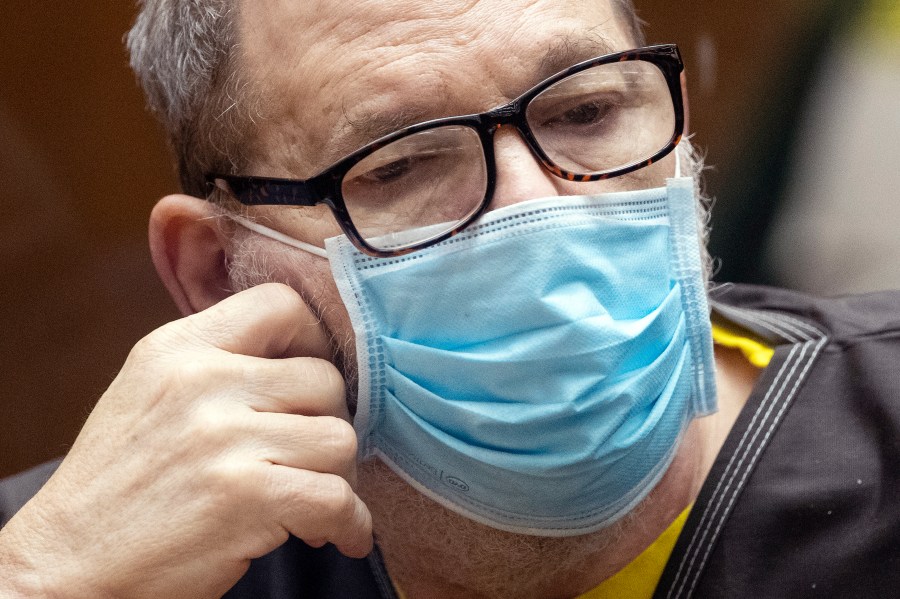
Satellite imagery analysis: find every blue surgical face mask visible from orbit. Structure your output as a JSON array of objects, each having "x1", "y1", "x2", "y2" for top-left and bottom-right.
[{"x1": 231, "y1": 160, "x2": 717, "y2": 537}]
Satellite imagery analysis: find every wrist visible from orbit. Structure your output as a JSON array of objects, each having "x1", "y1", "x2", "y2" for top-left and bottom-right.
[
  {"x1": 0, "y1": 516, "x2": 110, "y2": 599},
  {"x1": 0, "y1": 529, "x2": 46, "y2": 598}
]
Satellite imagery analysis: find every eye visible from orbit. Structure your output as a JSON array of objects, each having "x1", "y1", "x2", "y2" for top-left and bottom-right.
[
  {"x1": 359, "y1": 157, "x2": 414, "y2": 184},
  {"x1": 567, "y1": 101, "x2": 608, "y2": 124},
  {"x1": 548, "y1": 99, "x2": 614, "y2": 127}
]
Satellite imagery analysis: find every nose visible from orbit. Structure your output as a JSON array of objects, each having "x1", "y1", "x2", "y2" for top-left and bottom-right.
[{"x1": 489, "y1": 125, "x2": 562, "y2": 210}]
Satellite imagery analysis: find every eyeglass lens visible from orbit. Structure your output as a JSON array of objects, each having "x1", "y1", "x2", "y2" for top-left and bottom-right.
[
  {"x1": 340, "y1": 60, "x2": 674, "y2": 251},
  {"x1": 526, "y1": 60, "x2": 674, "y2": 174},
  {"x1": 341, "y1": 125, "x2": 488, "y2": 248}
]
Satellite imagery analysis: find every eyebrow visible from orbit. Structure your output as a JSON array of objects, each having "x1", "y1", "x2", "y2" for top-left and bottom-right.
[
  {"x1": 336, "y1": 103, "x2": 433, "y2": 159},
  {"x1": 537, "y1": 32, "x2": 618, "y2": 83},
  {"x1": 324, "y1": 32, "x2": 621, "y2": 167}
]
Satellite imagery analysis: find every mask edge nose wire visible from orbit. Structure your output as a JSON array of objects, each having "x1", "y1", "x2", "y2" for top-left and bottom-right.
[{"x1": 227, "y1": 213, "x2": 329, "y2": 259}]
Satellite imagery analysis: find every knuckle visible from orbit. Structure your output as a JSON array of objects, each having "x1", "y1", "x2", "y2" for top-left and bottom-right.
[
  {"x1": 129, "y1": 328, "x2": 177, "y2": 362},
  {"x1": 170, "y1": 357, "x2": 225, "y2": 393},
  {"x1": 130, "y1": 331, "x2": 158, "y2": 356},
  {"x1": 319, "y1": 417, "x2": 358, "y2": 461},
  {"x1": 323, "y1": 361, "x2": 347, "y2": 398},
  {"x1": 349, "y1": 497, "x2": 372, "y2": 539},
  {"x1": 136, "y1": 355, "x2": 237, "y2": 414},
  {"x1": 183, "y1": 403, "x2": 237, "y2": 448},
  {"x1": 172, "y1": 358, "x2": 208, "y2": 383},
  {"x1": 315, "y1": 475, "x2": 357, "y2": 515},
  {"x1": 182, "y1": 310, "x2": 239, "y2": 346},
  {"x1": 208, "y1": 460, "x2": 260, "y2": 504},
  {"x1": 159, "y1": 316, "x2": 209, "y2": 348},
  {"x1": 304, "y1": 359, "x2": 346, "y2": 397},
  {"x1": 275, "y1": 472, "x2": 366, "y2": 545},
  {"x1": 258, "y1": 282, "x2": 305, "y2": 314},
  {"x1": 130, "y1": 318, "x2": 215, "y2": 368}
]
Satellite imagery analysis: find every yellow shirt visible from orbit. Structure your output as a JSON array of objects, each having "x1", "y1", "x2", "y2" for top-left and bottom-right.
[{"x1": 575, "y1": 505, "x2": 691, "y2": 599}]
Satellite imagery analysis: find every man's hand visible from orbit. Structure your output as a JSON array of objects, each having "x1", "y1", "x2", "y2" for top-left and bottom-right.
[{"x1": 0, "y1": 283, "x2": 372, "y2": 599}]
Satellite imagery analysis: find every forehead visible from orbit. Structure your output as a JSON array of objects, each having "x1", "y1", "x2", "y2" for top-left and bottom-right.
[{"x1": 238, "y1": 0, "x2": 631, "y2": 176}]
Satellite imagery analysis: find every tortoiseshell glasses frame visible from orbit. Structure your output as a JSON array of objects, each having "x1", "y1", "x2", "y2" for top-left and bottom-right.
[{"x1": 206, "y1": 44, "x2": 685, "y2": 258}]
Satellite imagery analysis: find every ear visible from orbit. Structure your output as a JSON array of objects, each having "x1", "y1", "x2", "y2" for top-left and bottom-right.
[
  {"x1": 681, "y1": 71, "x2": 691, "y2": 136},
  {"x1": 149, "y1": 194, "x2": 234, "y2": 316}
]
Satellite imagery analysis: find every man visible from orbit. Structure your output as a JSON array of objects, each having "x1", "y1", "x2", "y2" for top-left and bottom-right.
[{"x1": 1, "y1": 1, "x2": 898, "y2": 597}]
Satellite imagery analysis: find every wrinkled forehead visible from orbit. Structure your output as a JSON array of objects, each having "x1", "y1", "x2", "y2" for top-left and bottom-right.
[{"x1": 238, "y1": 0, "x2": 631, "y2": 176}]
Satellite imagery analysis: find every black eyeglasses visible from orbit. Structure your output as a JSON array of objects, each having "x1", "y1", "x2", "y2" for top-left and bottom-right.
[{"x1": 207, "y1": 44, "x2": 685, "y2": 258}]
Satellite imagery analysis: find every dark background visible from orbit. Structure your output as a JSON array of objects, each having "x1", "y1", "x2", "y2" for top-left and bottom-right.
[{"x1": 0, "y1": 0, "x2": 844, "y2": 477}]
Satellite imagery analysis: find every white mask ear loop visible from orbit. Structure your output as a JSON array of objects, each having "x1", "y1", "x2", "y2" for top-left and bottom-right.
[
  {"x1": 228, "y1": 214, "x2": 329, "y2": 259},
  {"x1": 674, "y1": 142, "x2": 683, "y2": 178}
]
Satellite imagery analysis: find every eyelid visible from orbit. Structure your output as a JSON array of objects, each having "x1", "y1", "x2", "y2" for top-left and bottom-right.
[
  {"x1": 357, "y1": 140, "x2": 468, "y2": 171},
  {"x1": 530, "y1": 93, "x2": 624, "y2": 126}
]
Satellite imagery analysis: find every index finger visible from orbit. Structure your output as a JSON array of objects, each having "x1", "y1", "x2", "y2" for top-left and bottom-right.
[{"x1": 174, "y1": 283, "x2": 332, "y2": 359}]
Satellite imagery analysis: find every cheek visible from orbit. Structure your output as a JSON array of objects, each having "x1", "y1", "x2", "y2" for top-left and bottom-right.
[
  {"x1": 229, "y1": 236, "x2": 358, "y2": 388},
  {"x1": 295, "y1": 257, "x2": 358, "y2": 376},
  {"x1": 314, "y1": 262, "x2": 357, "y2": 362},
  {"x1": 624, "y1": 152, "x2": 679, "y2": 188}
]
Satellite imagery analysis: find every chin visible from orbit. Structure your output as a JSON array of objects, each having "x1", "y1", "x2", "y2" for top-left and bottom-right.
[{"x1": 357, "y1": 459, "x2": 648, "y2": 598}]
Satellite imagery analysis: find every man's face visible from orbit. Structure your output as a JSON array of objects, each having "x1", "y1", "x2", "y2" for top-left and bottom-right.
[
  {"x1": 232, "y1": 0, "x2": 676, "y2": 376},
  {"x1": 221, "y1": 1, "x2": 686, "y2": 585}
]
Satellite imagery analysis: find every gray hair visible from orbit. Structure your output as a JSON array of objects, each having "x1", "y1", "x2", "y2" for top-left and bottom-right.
[
  {"x1": 127, "y1": 0, "x2": 248, "y2": 197},
  {"x1": 126, "y1": 1, "x2": 645, "y2": 197}
]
